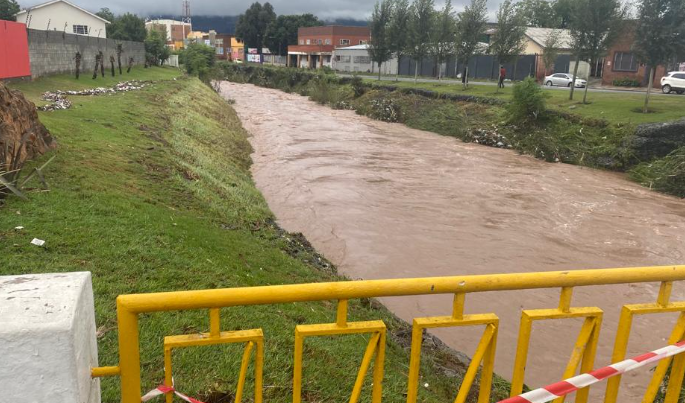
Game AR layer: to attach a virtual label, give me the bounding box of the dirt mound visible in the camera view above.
[0,82,55,168]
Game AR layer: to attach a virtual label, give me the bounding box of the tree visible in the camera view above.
[387,0,411,81]
[576,0,626,104]
[264,14,323,56]
[490,0,527,93]
[567,0,589,101]
[108,13,147,42]
[235,2,276,60]
[368,0,394,80]
[95,7,115,23]
[541,29,561,76]
[0,0,20,21]
[515,0,559,28]
[407,0,435,83]
[454,0,488,88]
[552,0,574,28]
[144,29,170,66]
[634,0,685,113]
[428,0,456,80]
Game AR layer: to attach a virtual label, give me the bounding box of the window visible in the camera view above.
[318,39,322,45]
[336,55,351,63]
[325,39,331,45]
[359,40,367,45]
[72,25,89,35]
[553,74,566,78]
[353,56,371,64]
[340,39,350,45]
[306,39,311,45]
[299,39,304,45]
[673,73,685,79]
[613,52,638,72]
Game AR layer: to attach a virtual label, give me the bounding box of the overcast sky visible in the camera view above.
[20,0,477,20]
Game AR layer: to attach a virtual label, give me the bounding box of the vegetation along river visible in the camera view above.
[220,81,685,402]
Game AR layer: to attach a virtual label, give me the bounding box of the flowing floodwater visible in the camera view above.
[220,82,685,401]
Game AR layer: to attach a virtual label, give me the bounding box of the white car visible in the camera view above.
[661,71,685,94]
[544,73,587,88]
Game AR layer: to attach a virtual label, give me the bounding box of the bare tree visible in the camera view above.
[490,0,527,93]
[454,0,488,88]
[368,0,394,80]
[428,0,456,80]
[634,0,685,112]
[116,43,123,74]
[387,0,411,81]
[407,0,435,83]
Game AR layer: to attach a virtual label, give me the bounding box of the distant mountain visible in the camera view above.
[150,15,367,34]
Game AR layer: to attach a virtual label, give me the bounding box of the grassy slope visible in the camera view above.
[364,78,685,125]
[2,68,505,402]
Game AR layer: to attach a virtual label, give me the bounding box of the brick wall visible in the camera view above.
[27,29,145,78]
[601,24,666,87]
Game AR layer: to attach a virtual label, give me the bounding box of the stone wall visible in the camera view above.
[27,29,145,78]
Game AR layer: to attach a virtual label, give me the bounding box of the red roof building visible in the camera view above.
[287,26,370,69]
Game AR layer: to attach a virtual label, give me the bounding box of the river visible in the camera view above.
[220,81,685,402]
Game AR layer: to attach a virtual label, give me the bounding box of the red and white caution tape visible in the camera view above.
[141,384,205,403]
[500,340,685,403]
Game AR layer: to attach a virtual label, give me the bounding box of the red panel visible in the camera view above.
[0,20,31,79]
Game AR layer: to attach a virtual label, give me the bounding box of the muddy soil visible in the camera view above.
[220,81,685,402]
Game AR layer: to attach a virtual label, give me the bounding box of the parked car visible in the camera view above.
[543,73,587,88]
[661,71,685,94]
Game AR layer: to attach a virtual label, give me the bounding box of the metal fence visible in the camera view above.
[92,266,685,403]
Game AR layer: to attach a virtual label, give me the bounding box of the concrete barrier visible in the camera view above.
[0,272,100,403]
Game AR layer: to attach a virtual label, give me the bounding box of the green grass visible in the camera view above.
[1,68,507,402]
[364,79,685,125]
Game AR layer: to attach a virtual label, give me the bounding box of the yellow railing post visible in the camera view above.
[116,302,141,403]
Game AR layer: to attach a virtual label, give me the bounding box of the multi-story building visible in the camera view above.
[145,19,192,50]
[287,26,370,69]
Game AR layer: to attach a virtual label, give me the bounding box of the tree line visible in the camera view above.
[367,0,685,110]
[235,2,324,58]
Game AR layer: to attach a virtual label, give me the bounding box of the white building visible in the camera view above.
[16,0,109,37]
[332,44,398,75]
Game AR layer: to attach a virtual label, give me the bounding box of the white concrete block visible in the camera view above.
[0,272,101,403]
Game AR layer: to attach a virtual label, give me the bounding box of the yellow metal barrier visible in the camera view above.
[91,265,685,403]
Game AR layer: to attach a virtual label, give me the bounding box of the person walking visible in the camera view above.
[498,65,506,88]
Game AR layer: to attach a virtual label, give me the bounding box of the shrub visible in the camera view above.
[181,43,217,77]
[506,77,547,125]
[629,147,685,197]
[612,77,641,87]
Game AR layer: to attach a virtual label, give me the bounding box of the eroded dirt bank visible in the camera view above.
[220,81,685,401]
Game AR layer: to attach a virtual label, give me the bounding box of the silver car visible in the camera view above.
[544,73,587,88]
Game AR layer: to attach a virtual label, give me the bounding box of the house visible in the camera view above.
[214,33,232,60]
[332,44,398,75]
[145,19,192,50]
[230,37,244,62]
[287,26,371,69]
[15,0,109,37]
[601,22,669,87]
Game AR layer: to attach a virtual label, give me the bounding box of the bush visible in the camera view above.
[629,147,685,197]
[181,43,216,77]
[506,77,547,125]
[144,30,170,66]
[612,77,641,87]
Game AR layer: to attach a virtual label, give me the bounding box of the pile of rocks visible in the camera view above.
[38,80,151,112]
[468,125,511,148]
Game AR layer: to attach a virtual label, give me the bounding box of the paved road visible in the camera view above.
[338,73,674,96]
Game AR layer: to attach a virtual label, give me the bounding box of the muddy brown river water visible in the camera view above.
[221,81,685,401]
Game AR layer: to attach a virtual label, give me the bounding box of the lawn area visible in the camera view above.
[1,68,505,402]
[362,78,685,125]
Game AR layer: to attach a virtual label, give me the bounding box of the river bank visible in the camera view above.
[219,63,685,199]
[1,70,497,402]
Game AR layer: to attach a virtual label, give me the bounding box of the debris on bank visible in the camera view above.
[38,80,151,111]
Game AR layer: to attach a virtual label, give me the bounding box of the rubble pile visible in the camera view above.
[38,80,151,112]
[468,125,511,148]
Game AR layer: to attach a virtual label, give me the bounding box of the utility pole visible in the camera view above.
[182,0,192,49]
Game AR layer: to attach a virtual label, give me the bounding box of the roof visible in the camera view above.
[16,0,110,24]
[525,27,572,49]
